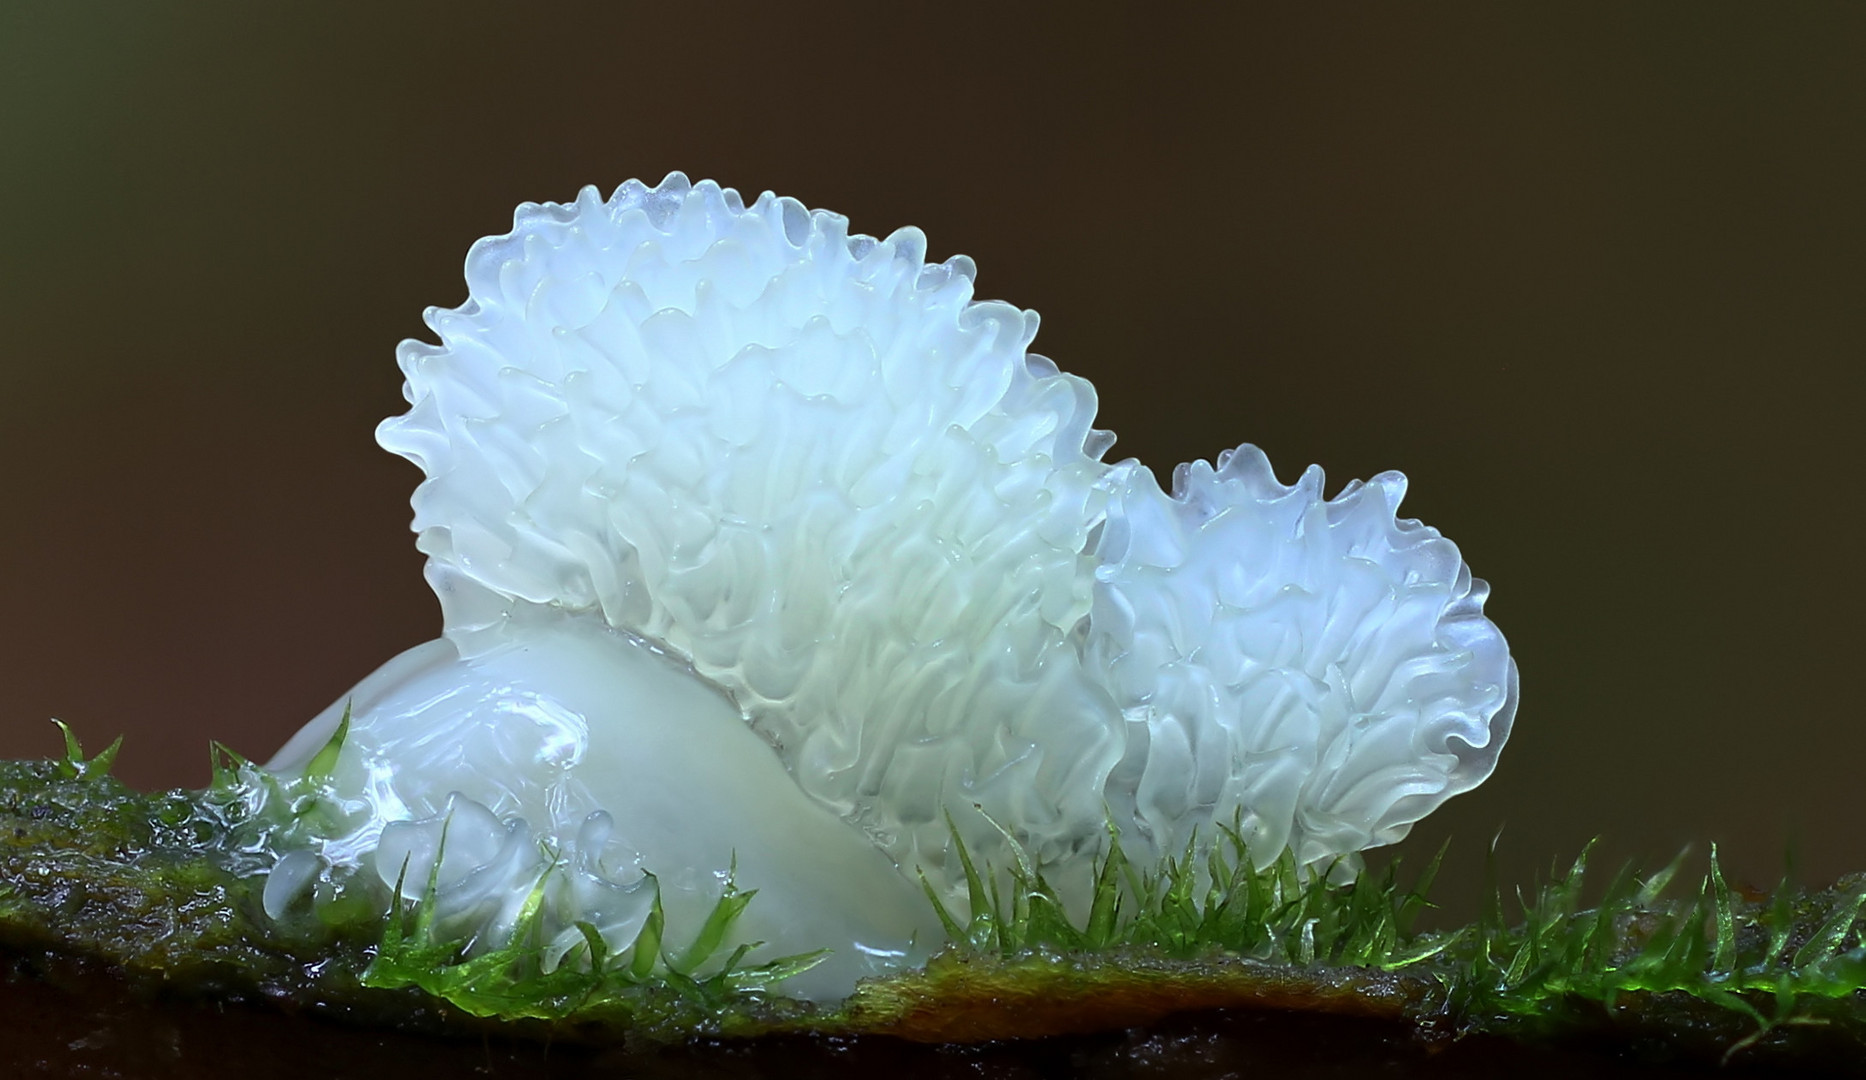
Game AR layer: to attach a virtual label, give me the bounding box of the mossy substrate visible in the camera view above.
[3,754,1864,1076]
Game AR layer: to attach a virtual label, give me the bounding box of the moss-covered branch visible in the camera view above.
[2,741,1863,1072]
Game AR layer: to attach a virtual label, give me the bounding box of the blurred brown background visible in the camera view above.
[1,2,1860,920]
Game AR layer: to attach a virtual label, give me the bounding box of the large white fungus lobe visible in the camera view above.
[266,173,1517,1001]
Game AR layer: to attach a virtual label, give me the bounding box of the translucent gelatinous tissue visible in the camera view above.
[265,173,1517,1001]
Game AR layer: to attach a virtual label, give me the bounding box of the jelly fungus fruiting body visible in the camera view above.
[264,174,1517,1001]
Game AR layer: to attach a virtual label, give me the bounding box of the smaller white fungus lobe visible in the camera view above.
[1090,448,1515,874]
[266,174,1516,1001]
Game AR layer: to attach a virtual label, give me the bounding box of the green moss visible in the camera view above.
[1,733,1863,1067]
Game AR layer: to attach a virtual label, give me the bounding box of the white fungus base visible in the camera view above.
[269,614,939,1000]
[265,174,1517,1001]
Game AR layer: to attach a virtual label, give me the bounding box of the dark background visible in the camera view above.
[1,2,1860,921]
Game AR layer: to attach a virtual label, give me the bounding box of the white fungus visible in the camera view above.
[264,173,1517,1001]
